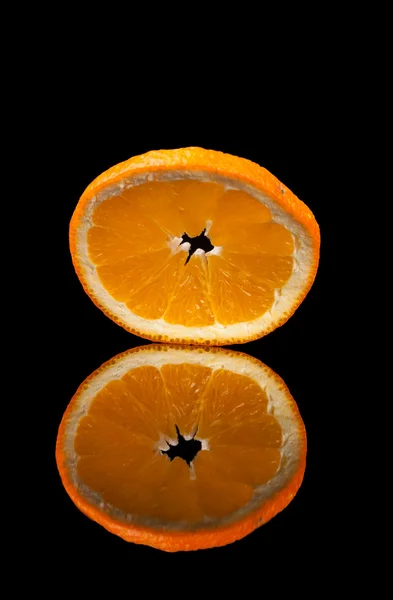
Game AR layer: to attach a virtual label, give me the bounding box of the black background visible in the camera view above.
[43,126,335,563]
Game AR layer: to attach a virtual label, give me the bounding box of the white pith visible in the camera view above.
[75,170,314,342]
[62,348,305,531]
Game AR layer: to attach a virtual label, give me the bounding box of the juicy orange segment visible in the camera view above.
[207,256,276,325]
[196,478,253,520]
[210,414,282,448]
[198,368,269,437]
[209,188,272,240]
[96,248,171,303]
[122,182,185,237]
[71,148,319,344]
[212,221,294,255]
[125,252,184,320]
[167,180,225,237]
[114,455,171,515]
[85,379,161,440]
[146,458,204,522]
[198,445,281,486]
[57,344,306,551]
[223,252,294,289]
[76,417,154,507]
[160,363,212,437]
[75,415,152,460]
[89,198,168,265]
[81,450,170,516]
[164,255,215,327]
[195,453,254,518]
[121,366,176,439]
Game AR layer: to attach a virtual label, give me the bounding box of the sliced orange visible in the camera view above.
[70,147,320,345]
[56,344,306,551]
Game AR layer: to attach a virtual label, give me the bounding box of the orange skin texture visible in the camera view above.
[56,344,307,552]
[70,148,320,346]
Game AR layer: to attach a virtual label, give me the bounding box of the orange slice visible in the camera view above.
[56,344,306,551]
[70,147,320,345]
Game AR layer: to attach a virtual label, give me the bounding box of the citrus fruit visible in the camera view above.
[56,344,306,551]
[70,147,320,345]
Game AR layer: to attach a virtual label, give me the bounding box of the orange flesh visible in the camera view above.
[87,181,294,326]
[75,363,282,522]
